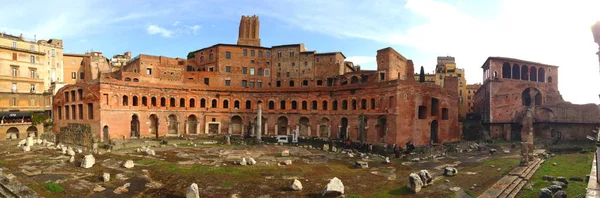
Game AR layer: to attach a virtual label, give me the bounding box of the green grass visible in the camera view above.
[43,182,64,193]
[347,195,362,198]
[368,186,412,197]
[518,153,592,198]
[223,181,234,187]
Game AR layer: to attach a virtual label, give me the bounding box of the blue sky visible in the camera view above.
[2,0,600,104]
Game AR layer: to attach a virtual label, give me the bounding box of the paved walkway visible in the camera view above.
[478,158,544,198]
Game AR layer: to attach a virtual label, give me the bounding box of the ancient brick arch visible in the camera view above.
[502,62,511,78]
[512,64,520,79]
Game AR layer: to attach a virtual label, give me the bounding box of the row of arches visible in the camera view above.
[501,62,551,83]
[124,77,139,82]
[107,114,401,143]
[5,126,38,139]
[116,95,394,112]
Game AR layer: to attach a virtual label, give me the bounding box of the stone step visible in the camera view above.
[499,178,522,198]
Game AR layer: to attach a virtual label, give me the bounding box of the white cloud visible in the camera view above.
[147,25,173,37]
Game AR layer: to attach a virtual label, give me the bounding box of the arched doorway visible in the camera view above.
[319,117,330,137]
[102,126,109,142]
[187,115,198,134]
[26,126,38,137]
[231,116,243,134]
[376,117,386,143]
[430,120,439,144]
[131,115,140,138]
[277,116,288,135]
[299,117,310,136]
[168,114,178,135]
[340,117,348,139]
[149,114,159,138]
[6,127,19,139]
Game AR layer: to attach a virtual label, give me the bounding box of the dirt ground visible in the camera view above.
[0,138,535,198]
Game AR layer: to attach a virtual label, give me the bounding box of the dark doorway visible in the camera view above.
[150,114,159,138]
[103,125,109,142]
[131,115,140,138]
[430,120,438,144]
[340,117,348,139]
[277,116,288,135]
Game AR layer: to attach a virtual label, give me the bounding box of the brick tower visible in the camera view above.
[237,15,261,46]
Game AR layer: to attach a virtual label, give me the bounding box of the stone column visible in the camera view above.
[275,124,278,135]
[257,102,262,143]
[184,121,189,135]
[264,120,268,135]
[308,126,312,137]
[287,126,291,135]
[228,122,232,135]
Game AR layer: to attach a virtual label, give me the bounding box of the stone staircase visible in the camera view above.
[478,158,544,198]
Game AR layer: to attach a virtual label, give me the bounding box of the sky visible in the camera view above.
[1,0,600,104]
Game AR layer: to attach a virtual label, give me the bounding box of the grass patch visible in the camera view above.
[464,189,475,197]
[368,186,413,197]
[43,182,64,193]
[518,153,592,198]
[347,195,362,198]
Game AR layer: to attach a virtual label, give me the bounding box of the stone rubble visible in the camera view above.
[418,170,433,186]
[408,173,423,193]
[290,179,303,191]
[81,154,96,168]
[321,177,344,196]
[123,160,135,169]
[186,183,200,198]
[103,173,110,182]
[444,166,458,176]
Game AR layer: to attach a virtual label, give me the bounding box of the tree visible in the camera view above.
[419,66,425,83]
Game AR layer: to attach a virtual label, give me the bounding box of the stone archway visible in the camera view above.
[102,125,109,142]
[319,117,330,137]
[376,117,386,143]
[26,126,38,137]
[168,114,178,135]
[340,117,348,139]
[131,115,140,138]
[299,117,310,136]
[7,127,19,139]
[187,115,198,134]
[431,120,439,144]
[231,116,243,134]
[149,114,159,138]
[277,116,288,135]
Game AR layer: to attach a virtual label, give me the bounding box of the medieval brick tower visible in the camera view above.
[237,15,261,46]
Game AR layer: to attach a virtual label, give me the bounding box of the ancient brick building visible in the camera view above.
[52,15,462,146]
[474,57,600,140]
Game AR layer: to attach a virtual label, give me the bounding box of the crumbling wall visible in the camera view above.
[58,123,94,148]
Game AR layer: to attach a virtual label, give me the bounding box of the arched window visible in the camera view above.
[280,101,286,109]
[160,97,166,107]
[502,62,511,79]
[312,100,317,110]
[317,80,323,86]
[352,99,357,110]
[370,98,376,109]
[246,100,251,109]
[124,77,131,81]
[289,81,295,87]
[521,65,528,80]
[179,98,185,107]
[151,97,157,106]
[292,101,298,110]
[189,98,195,107]
[538,68,545,82]
[170,98,176,107]
[200,98,206,108]
[333,100,338,110]
[211,99,217,108]
[350,76,359,84]
[268,101,275,109]
[132,96,138,106]
[223,100,229,108]
[322,101,328,110]
[133,78,139,82]
[122,95,128,106]
[361,99,367,110]
[342,100,348,110]
[512,64,520,80]
[302,101,308,110]
[142,96,147,106]
[234,100,240,109]
[302,80,308,86]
